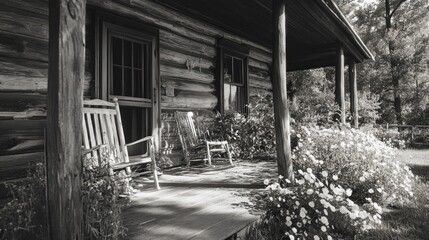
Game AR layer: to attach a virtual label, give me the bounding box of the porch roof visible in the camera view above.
[155,0,374,71]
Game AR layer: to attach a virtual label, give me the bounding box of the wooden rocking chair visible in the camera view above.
[175,111,233,167]
[82,98,160,189]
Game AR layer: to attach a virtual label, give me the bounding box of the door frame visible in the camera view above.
[93,11,161,153]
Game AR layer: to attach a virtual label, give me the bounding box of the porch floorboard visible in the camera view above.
[123,161,276,240]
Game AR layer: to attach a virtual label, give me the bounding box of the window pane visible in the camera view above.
[124,40,132,67]
[133,42,142,69]
[223,55,233,83]
[233,58,243,83]
[124,68,132,96]
[112,37,122,65]
[112,66,122,95]
[224,83,241,113]
[134,69,142,97]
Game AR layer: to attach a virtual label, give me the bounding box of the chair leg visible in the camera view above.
[226,143,233,165]
[206,142,212,166]
[150,145,160,190]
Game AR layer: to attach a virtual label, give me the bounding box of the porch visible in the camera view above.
[123,161,276,240]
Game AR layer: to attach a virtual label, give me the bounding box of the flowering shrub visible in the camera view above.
[214,93,276,159]
[0,163,46,240]
[0,155,129,240]
[371,127,408,149]
[252,171,383,239]
[293,125,416,206]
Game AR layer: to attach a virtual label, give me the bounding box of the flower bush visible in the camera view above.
[213,93,276,160]
[293,125,416,206]
[0,155,129,240]
[252,171,383,239]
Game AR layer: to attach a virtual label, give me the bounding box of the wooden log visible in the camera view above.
[0,32,48,62]
[0,75,47,92]
[0,7,48,40]
[0,109,46,120]
[162,77,215,93]
[349,60,358,128]
[0,0,49,16]
[160,48,214,70]
[0,57,48,77]
[0,75,91,93]
[160,30,216,59]
[335,45,345,124]
[88,0,215,45]
[272,0,293,181]
[0,139,44,155]
[161,92,217,110]
[249,57,270,72]
[160,65,214,84]
[0,93,46,112]
[249,74,272,90]
[46,0,85,239]
[249,48,272,64]
[0,152,44,179]
[109,0,271,53]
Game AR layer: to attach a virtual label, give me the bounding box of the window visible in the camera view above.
[218,40,249,114]
[98,19,158,156]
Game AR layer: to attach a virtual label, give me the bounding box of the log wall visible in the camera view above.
[0,0,273,179]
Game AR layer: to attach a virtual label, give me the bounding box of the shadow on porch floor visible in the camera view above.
[123,160,276,240]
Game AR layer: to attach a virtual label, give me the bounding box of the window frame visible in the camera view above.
[217,39,249,115]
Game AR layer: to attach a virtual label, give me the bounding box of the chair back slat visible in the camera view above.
[93,114,103,146]
[82,99,128,165]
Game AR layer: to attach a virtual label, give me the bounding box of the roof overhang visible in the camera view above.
[154,0,374,71]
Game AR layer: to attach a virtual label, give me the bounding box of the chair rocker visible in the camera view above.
[175,111,233,167]
[82,98,160,189]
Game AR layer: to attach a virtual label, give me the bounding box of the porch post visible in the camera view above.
[335,44,346,124]
[46,0,86,239]
[349,60,359,128]
[272,0,293,181]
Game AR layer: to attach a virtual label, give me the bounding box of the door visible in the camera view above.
[99,20,159,156]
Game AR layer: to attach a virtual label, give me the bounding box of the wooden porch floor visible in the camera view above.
[123,161,276,240]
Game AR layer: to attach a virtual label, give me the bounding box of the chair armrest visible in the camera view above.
[125,136,154,147]
[82,144,106,156]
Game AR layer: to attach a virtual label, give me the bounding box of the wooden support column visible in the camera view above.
[349,60,359,128]
[335,45,346,124]
[272,0,293,181]
[47,0,86,239]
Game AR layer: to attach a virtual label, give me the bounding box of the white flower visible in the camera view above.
[306,189,314,195]
[320,216,329,225]
[314,235,320,240]
[264,179,270,185]
[296,179,305,185]
[339,206,348,214]
[286,216,291,221]
[292,227,297,233]
[308,201,315,208]
[321,226,327,232]
[346,189,353,197]
[307,168,313,174]
[321,171,328,178]
[289,235,295,240]
[368,188,374,194]
[286,220,293,227]
[333,175,338,180]
[327,236,333,240]
[349,212,358,219]
[278,175,284,179]
[359,176,366,182]
[269,197,273,201]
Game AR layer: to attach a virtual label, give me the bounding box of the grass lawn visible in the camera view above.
[396,149,429,181]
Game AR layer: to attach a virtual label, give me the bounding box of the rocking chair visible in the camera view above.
[82,98,160,189]
[175,111,233,167]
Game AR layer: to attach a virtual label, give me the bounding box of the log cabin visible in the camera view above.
[0,0,373,238]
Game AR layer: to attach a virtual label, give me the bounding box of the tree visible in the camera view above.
[336,0,429,124]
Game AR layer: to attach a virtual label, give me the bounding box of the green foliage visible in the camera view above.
[371,127,409,149]
[0,156,129,240]
[293,125,416,206]
[0,163,47,240]
[214,93,276,160]
[82,160,129,240]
